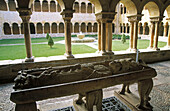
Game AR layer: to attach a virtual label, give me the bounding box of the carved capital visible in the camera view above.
[95,12,117,22]
[127,14,143,22]
[61,9,74,20]
[150,16,164,23]
[17,8,32,23]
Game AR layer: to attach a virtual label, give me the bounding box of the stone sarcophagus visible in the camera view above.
[10,58,157,111]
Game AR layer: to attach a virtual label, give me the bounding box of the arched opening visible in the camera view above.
[124,7,126,14]
[92,6,95,13]
[3,23,11,35]
[120,24,122,33]
[74,22,79,33]
[50,1,56,12]
[81,2,86,13]
[8,0,16,11]
[143,2,160,17]
[87,3,92,13]
[30,23,35,34]
[159,22,164,36]
[0,0,7,11]
[37,23,43,34]
[59,22,64,33]
[126,24,130,33]
[21,23,24,34]
[57,3,61,12]
[87,23,92,32]
[165,22,169,37]
[12,23,19,35]
[74,2,79,13]
[81,22,86,33]
[34,0,41,12]
[144,23,149,35]
[44,23,50,33]
[42,0,49,12]
[120,5,123,14]
[93,22,97,32]
[123,24,126,33]
[52,23,57,33]
[139,23,143,34]
[112,23,115,33]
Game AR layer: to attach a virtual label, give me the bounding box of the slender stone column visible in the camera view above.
[167,26,170,47]
[97,21,101,52]
[133,21,139,51]
[153,21,160,50]
[164,24,168,37]
[106,20,114,54]
[61,10,74,58]
[148,22,155,49]
[10,24,13,35]
[100,19,107,55]
[129,22,134,50]
[19,24,22,35]
[17,8,34,62]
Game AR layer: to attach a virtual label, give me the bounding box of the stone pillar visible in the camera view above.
[153,21,160,50]
[133,21,139,51]
[100,19,107,55]
[17,8,34,62]
[61,10,74,58]
[148,22,155,49]
[10,24,13,35]
[42,24,44,34]
[164,24,168,37]
[106,20,114,54]
[19,24,22,35]
[97,21,101,52]
[167,26,170,47]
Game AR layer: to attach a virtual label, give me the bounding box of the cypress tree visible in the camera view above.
[48,36,54,48]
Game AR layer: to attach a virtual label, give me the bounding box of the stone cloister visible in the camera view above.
[1,0,169,62]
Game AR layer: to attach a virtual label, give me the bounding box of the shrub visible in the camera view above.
[121,34,126,44]
[46,33,50,39]
[48,36,54,48]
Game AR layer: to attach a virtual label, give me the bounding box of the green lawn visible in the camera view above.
[0,37,64,44]
[112,40,167,51]
[0,44,97,60]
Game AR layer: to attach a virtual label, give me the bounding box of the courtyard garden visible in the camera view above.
[0,34,167,60]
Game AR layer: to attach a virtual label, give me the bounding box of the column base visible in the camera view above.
[127,48,137,53]
[147,46,153,50]
[152,47,160,51]
[64,53,74,59]
[25,56,34,62]
[106,51,114,55]
[96,50,101,54]
[100,51,108,55]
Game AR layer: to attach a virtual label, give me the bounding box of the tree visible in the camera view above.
[46,33,50,39]
[48,36,54,48]
[121,34,126,44]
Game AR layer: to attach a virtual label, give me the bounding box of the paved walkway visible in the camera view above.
[0,61,169,111]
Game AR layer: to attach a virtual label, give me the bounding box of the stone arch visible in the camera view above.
[30,23,35,34]
[44,22,50,33]
[0,0,7,11]
[34,0,41,12]
[50,1,56,12]
[87,23,92,32]
[51,23,57,33]
[81,2,86,13]
[112,23,115,33]
[12,23,19,35]
[59,22,64,33]
[81,22,86,33]
[74,22,79,33]
[142,1,160,17]
[8,0,16,11]
[159,22,164,36]
[120,0,137,15]
[57,3,61,12]
[42,0,49,12]
[37,23,43,34]
[93,22,97,32]
[74,2,79,13]
[3,23,11,35]
[87,3,92,13]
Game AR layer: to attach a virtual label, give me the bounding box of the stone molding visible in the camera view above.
[127,14,143,22]
[95,12,117,22]
[150,16,164,23]
[61,9,75,20]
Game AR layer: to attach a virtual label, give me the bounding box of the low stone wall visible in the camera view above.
[0,49,170,84]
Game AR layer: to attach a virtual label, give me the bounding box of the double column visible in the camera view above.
[127,15,142,52]
[17,8,34,62]
[148,16,164,50]
[61,10,74,58]
[96,12,116,55]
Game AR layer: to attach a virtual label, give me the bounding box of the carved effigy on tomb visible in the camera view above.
[13,58,148,90]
